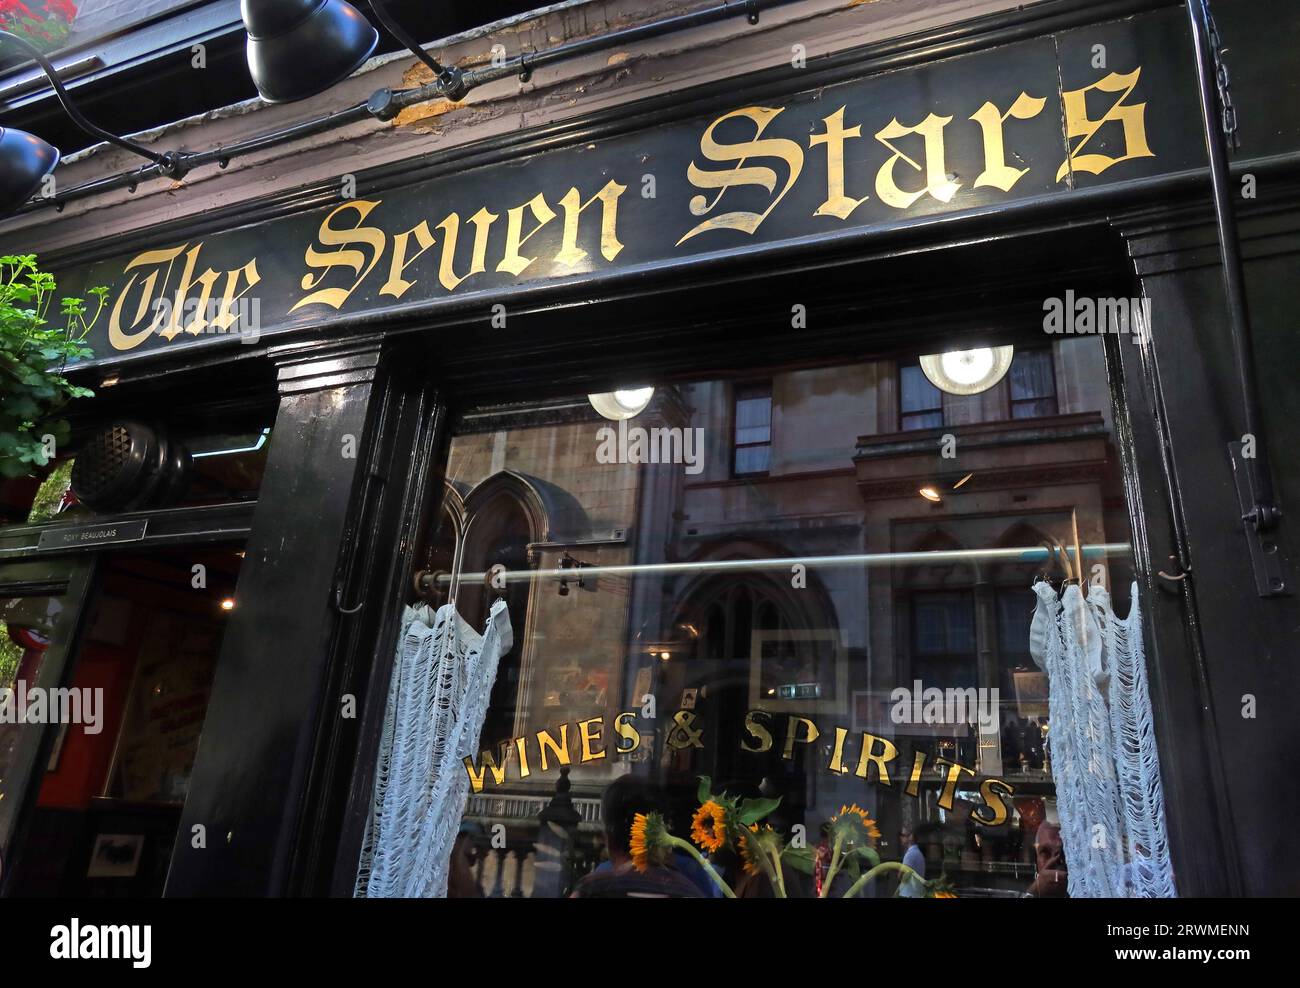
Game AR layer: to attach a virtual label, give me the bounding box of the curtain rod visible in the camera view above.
[432,542,1134,587]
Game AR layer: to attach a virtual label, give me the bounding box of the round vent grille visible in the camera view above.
[71,421,157,509]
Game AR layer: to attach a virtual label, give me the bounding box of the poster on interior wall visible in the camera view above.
[109,613,218,803]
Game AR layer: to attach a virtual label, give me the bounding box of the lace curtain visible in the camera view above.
[1029,581,1176,898]
[355,599,512,898]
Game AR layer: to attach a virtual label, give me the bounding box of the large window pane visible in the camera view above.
[366,335,1139,899]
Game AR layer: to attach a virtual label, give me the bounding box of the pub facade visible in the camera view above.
[0,0,1297,898]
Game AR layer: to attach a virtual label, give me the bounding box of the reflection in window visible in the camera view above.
[733,383,773,475]
[900,363,944,430]
[1009,349,1059,419]
[370,337,1138,898]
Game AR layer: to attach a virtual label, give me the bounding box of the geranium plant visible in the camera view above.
[0,1,78,55]
[0,254,104,478]
[630,776,949,898]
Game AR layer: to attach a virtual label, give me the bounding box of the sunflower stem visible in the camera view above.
[841,861,925,898]
[820,834,845,898]
[668,837,736,898]
[766,845,788,898]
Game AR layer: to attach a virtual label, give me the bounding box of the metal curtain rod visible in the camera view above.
[434,542,1135,586]
[15,0,790,215]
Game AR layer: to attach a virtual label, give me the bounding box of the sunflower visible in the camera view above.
[932,890,958,898]
[828,803,882,845]
[629,812,672,872]
[736,823,764,875]
[690,800,728,853]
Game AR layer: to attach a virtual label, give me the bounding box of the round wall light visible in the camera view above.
[919,345,1014,396]
[589,387,654,421]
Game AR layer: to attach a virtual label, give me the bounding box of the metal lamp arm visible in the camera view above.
[367,0,466,100]
[0,29,172,170]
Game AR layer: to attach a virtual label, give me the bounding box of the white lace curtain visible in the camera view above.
[355,599,512,898]
[1030,581,1176,898]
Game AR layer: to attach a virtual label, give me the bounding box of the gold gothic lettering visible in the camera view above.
[874,113,961,209]
[1056,69,1154,183]
[809,106,868,220]
[970,92,1048,191]
[291,200,387,312]
[554,181,627,268]
[677,106,804,245]
[107,244,260,352]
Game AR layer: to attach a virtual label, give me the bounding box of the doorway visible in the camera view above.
[0,546,243,896]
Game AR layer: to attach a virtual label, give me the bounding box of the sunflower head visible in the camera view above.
[690,800,729,853]
[827,803,882,846]
[629,812,673,872]
[736,823,764,875]
[927,874,958,898]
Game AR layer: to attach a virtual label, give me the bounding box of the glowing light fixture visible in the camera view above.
[919,486,942,503]
[589,387,655,421]
[220,598,236,611]
[919,345,1014,395]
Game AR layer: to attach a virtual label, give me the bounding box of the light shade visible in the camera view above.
[243,0,379,104]
[589,387,655,421]
[919,345,1015,396]
[0,127,59,215]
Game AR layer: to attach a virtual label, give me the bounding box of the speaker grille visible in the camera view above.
[71,421,154,509]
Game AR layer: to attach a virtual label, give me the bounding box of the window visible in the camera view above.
[899,348,1058,430]
[732,382,772,476]
[899,363,944,430]
[359,335,1145,900]
[1009,349,1058,419]
[0,1,203,69]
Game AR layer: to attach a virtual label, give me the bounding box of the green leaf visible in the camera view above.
[852,846,881,870]
[781,846,815,875]
[696,776,713,804]
[737,796,782,825]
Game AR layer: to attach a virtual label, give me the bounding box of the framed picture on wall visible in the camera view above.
[1013,671,1050,718]
[86,834,144,879]
[748,629,846,715]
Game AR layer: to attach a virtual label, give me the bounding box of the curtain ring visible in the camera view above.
[1156,555,1191,583]
[335,586,365,615]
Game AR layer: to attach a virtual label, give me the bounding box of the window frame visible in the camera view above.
[731,380,773,478]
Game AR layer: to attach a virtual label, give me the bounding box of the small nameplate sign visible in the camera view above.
[37,519,148,551]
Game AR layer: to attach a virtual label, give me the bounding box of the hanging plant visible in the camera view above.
[0,253,106,479]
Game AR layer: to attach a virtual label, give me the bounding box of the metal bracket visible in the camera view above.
[1228,441,1290,596]
[557,552,596,596]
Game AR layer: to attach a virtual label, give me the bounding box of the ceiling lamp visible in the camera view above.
[242,0,379,104]
[919,345,1015,396]
[589,387,655,421]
